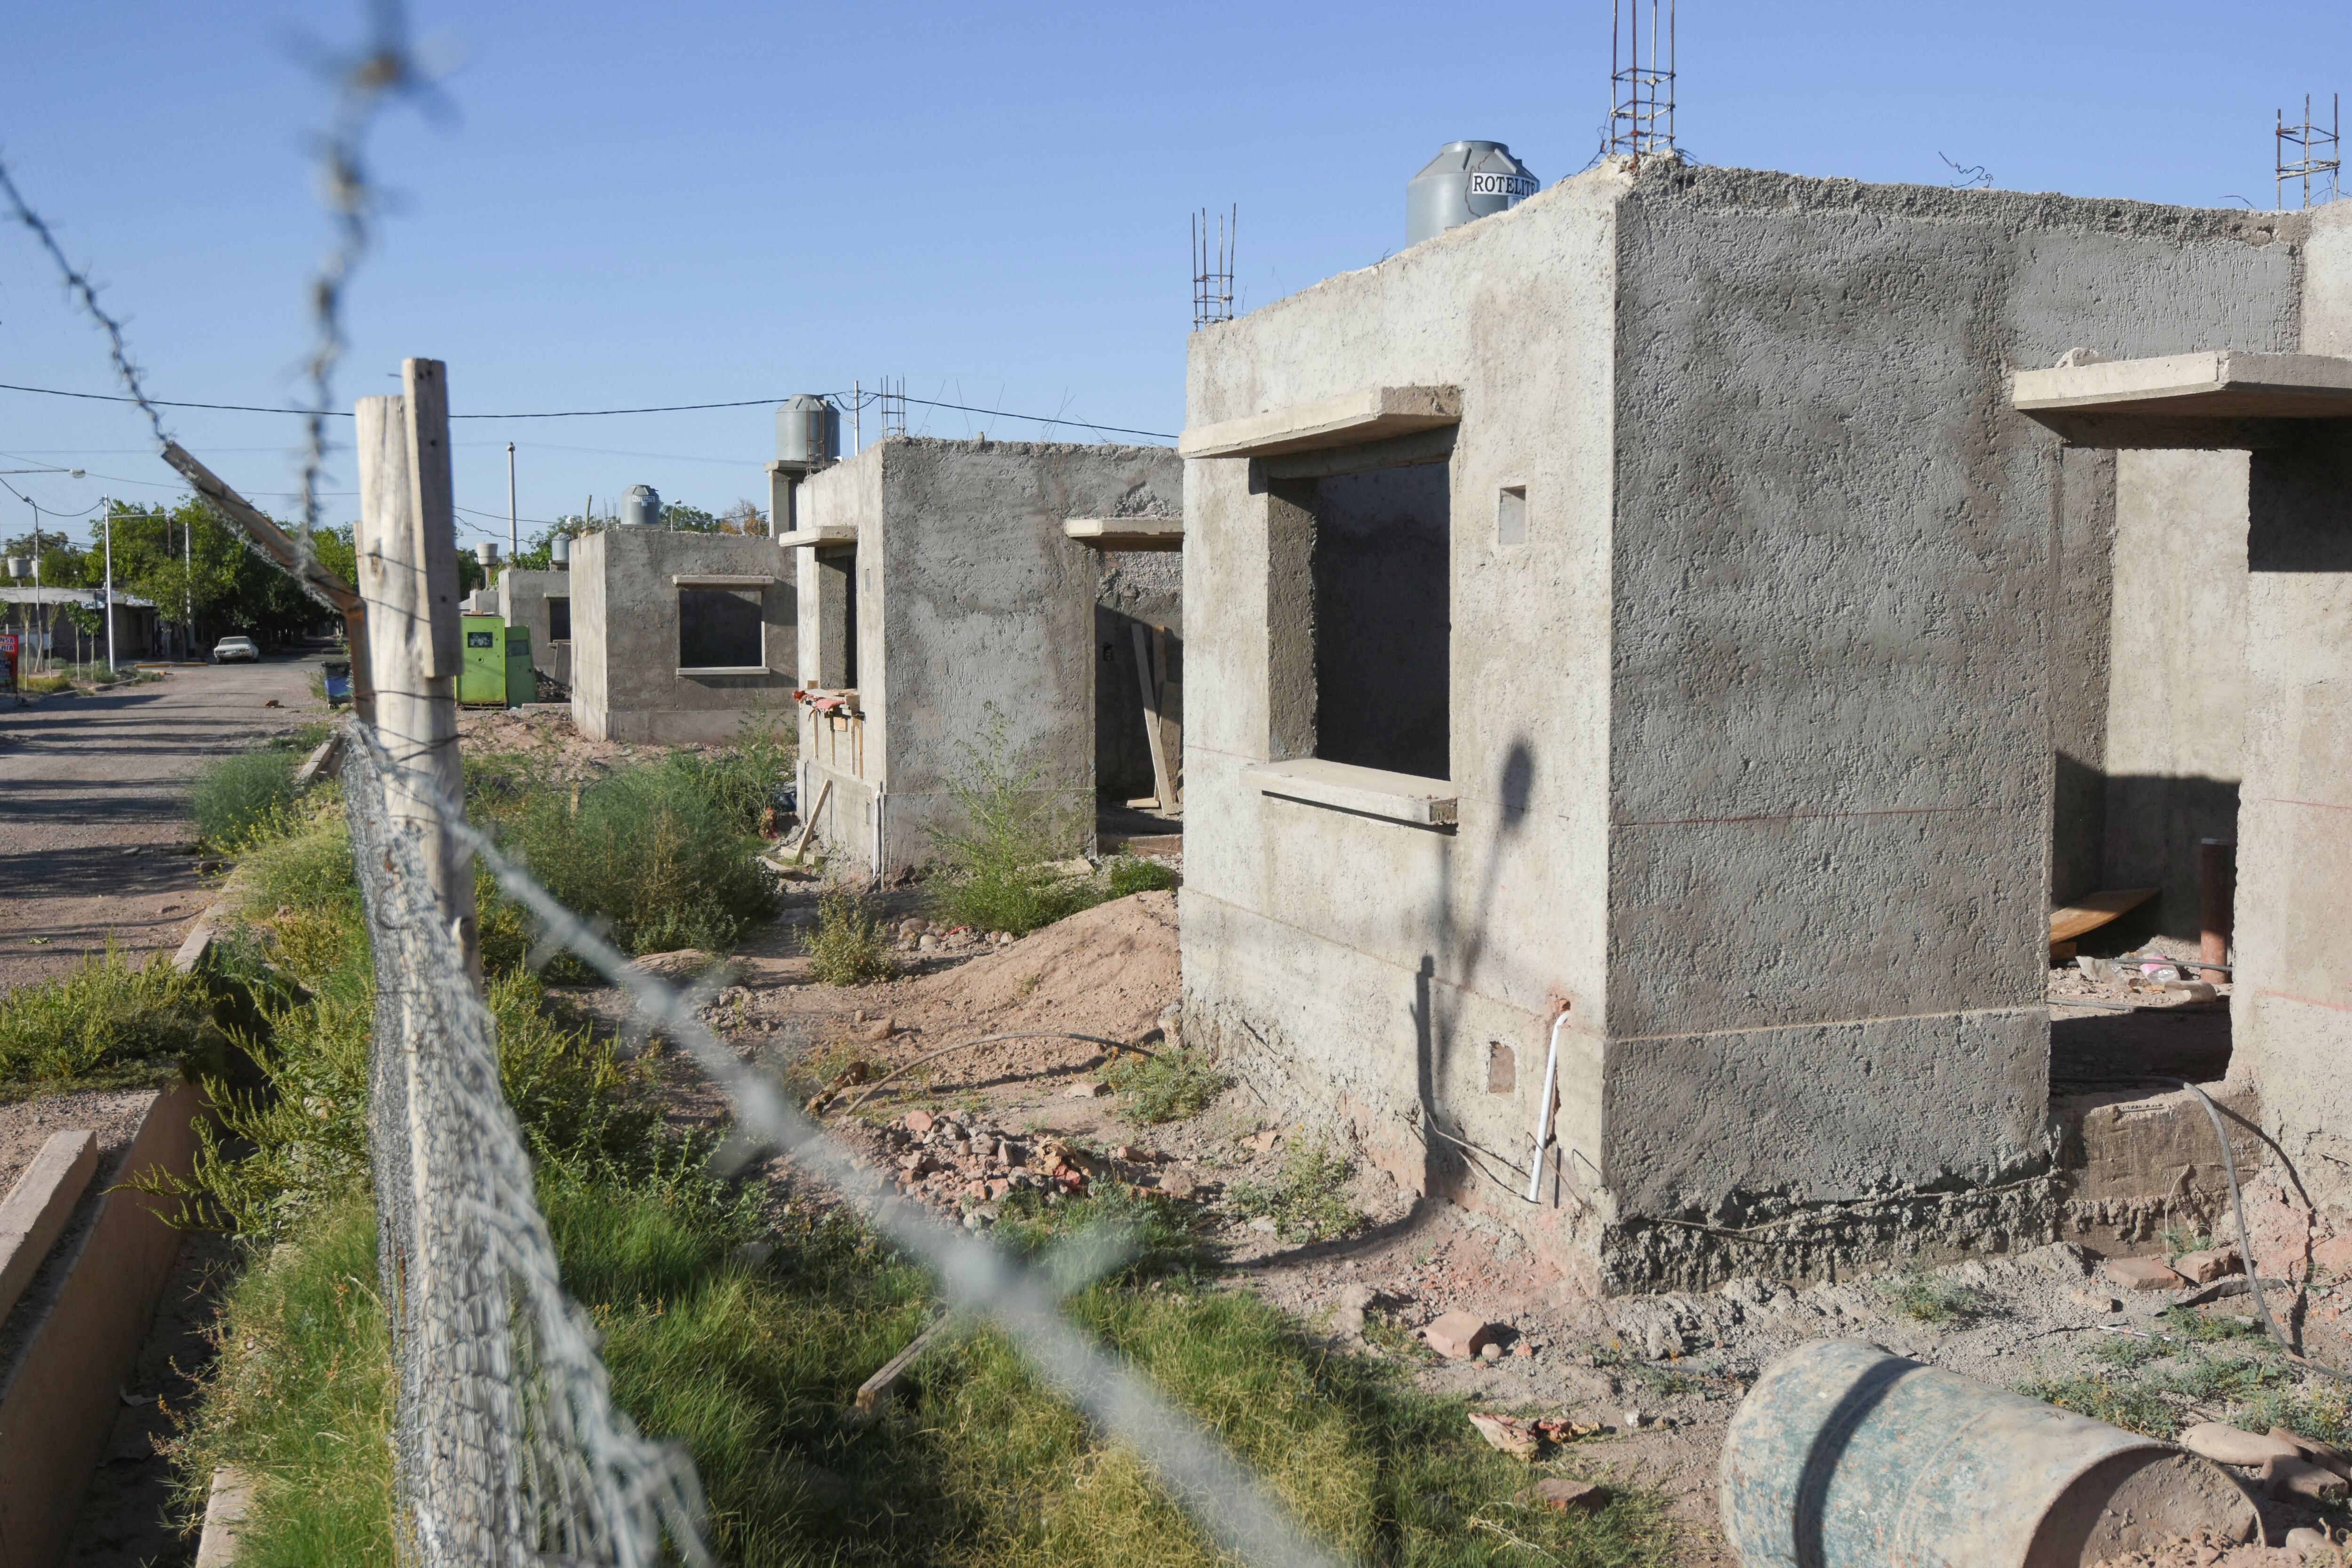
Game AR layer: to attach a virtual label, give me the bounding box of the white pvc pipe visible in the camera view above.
[1526,1011,1570,1202]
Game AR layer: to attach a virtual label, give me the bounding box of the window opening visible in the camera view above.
[1310,461,1450,779]
[548,596,571,643]
[679,586,763,670]
[1497,485,1527,545]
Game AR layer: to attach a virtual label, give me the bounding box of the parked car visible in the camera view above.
[212,637,260,663]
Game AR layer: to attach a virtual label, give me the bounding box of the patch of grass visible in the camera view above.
[166,1196,394,1568]
[1879,1269,1997,1327]
[1103,855,1175,897]
[504,752,776,957]
[190,750,300,849]
[20,671,72,695]
[1231,1137,1365,1244]
[0,942,227,1100]
[803,889,900,986]
[692,707,797,835]
[236,799,358,917]
[1103,1049,1227,1124]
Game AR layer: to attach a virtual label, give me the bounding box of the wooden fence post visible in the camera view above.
[355,359,480,983]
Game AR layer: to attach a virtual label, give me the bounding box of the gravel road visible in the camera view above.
[0,657,326,993]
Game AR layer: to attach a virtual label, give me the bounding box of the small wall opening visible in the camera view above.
[548,595,571,643]
[1310,462,1450,779]
[679,586,764,670]
[1486,1042,1515,1094]
[812,550,858,688]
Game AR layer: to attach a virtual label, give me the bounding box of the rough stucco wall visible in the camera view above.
[803,438,1178,876]
[569,533,611,736]
[567,528,795,745]
[2051,447,2116,906]
[1600,167,2296,1229]
[796,449,885,868]
[2100,450,2249,936]
[2235,199,2352,1216]
[1182,171,1623,1264]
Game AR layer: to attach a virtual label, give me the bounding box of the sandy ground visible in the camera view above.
[0,656,326,993]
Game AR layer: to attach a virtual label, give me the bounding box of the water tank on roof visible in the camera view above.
[549,532,572,568]
[620,485,662,527]
[776,394,840,469]
[1406,140,1538,247]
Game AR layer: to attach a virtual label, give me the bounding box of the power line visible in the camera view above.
[0,379,1176,441]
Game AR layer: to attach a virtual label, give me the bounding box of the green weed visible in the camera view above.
[1879,1270,1997,1327]
[2018,1372,2184,1438]
[0,942,226,1099]
[1103,855,1175,897]
[1103,1049,1227,1124]
[924,709,1099,937]
[190,750,300,849]
[803,890,900,986]
[1231,1137,1365,1244]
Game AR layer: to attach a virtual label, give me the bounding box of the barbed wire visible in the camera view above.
[0,158,173,449]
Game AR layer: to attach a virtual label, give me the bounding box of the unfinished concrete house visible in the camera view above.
[498,566,572,693]
[568,525,797,744]
[1179,159,2351,1292]
[788,436,1183,876]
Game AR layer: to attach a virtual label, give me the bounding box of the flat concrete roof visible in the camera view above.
[1179,385,1460,460]
[1062,517,1182,549]
[2013,351,2352,419]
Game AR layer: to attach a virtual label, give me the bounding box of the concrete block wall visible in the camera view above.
[1184,160,2302,1289]
[797,438,1182,876]
[569,528,795,745]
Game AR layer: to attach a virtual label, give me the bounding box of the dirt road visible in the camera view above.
[0,657,326,993]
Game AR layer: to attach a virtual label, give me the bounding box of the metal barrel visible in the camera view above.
[1720,1340,2257,1568]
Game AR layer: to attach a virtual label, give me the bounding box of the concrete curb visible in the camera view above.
[0,1082,207,1568]
[0,1133,98,1326]
[192,1466,254,1567]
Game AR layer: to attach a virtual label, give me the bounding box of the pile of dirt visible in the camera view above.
[872,890,1179,1090]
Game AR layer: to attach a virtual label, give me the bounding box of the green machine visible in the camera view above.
[459,616,533,708]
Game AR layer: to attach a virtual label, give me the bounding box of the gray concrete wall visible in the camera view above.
[497,567,573,692]
[1183,171,1625,1274]
[2052,447,2117,906]
[569,528,795,745]
[2098,451,2249,936]
[796,438,1181,876]
[1184,161,2301,1288]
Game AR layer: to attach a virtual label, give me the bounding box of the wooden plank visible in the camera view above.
[852,1314,951,1419]
[2050,888,2161,945]
[1143,621,1171,808]
[401,359,463,679]
[791,776,834,858]
[1132,622,1174,813]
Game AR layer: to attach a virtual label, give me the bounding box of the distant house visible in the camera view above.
[0,587,161,664]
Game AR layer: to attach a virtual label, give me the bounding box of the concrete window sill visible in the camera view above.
[676,666,775,677]
[1244,758,1459,828]
[670,573,778,586]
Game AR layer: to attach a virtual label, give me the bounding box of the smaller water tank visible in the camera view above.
[3,557,26,581]
[476,541,501,569]
[1406,140,1538,247]
[620,485,662,527]
[549,532,572,569]
[777,394,840,468]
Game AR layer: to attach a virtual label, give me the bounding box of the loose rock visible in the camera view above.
[1526,1478,1607,1512]
[2265,1455,2351,1504]
[1465,1411,1536,1460]
[2173,1246,2241,1284]
[1422,1310,1496,1361]
[2284,1526,2333,1560]
[2106,1256,2188,1291]
[2179,1423,2303,1468]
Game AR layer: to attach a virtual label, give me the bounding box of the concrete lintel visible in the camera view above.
[675,665,774,677]
[670,573,778,586]
[776,523,858,548]
[1244,757,1460,827]
[1062,517,1183,549]
[2013,351,2352,420]
[1179,385,1462,460]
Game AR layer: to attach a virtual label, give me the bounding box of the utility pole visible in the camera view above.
[101,496,115,672]
[183,510,193,659]
[506,441,517,561]
[356,358,479,983]
[26,502,40,675]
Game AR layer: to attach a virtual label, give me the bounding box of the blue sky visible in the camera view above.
[2,1,2346,546]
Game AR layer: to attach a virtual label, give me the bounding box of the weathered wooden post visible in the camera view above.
[354,358,479,981]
